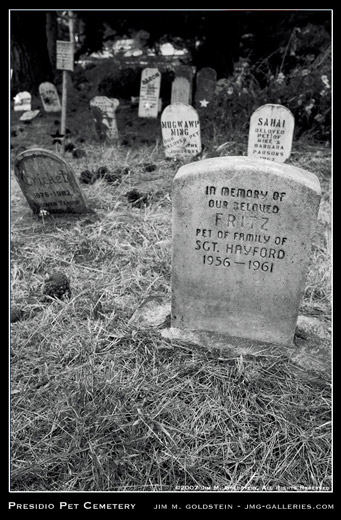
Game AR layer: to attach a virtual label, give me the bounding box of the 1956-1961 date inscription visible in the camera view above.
[192,184,290,274]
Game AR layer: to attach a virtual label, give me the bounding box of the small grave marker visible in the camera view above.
[14,148,91,215]
[138,68,161,118]
[13,91,31,112]
[248,104,295,163]
[171,65,193,104]
[194,67,217,111]
[39,82,61,112]
[171,156,321,346]
[161,102,201,159]
[90,96,120,140]
[19,109,40,122]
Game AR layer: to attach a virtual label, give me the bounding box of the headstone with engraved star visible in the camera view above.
[39,82,62,112]
[138,68,161,118]
[13,92,31,112]
[194,67,217,112]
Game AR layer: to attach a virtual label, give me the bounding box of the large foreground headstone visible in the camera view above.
[14,148,91,214]
[171,156,321,346]
[161,103,201,159]
[90,96,120,140]
[13,91,31,112]
[39,82,61,112]
[248,104,295,163]
[171,65,193,104]
[138,68,161,118]
[194,67,217,111]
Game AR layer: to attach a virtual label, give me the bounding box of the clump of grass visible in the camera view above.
[11,326,331,491]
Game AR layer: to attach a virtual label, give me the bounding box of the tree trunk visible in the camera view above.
[10,11,53,95]
[45,11,58,70]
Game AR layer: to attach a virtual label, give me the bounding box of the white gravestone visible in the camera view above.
[39,82,61,112]
[171,65,193,105]
[14,148,91,215]
[248,104,295,163]
[13,92,31,112]
[194,67,217,110]
[90,96,120,140]
[171,156,321,347]
[138,68,161,118]
[161,103,201,159]
[20,109,40,122]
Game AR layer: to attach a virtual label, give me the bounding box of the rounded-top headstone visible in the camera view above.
[171,156,321,346]
[247,103,295,163]
[39,82,61,112]
[138,68,161,118]
[14,148,91,215]
[90,96,120,140]
[194,67,217,110]
[13,91,31,112]
[161,102,201,159]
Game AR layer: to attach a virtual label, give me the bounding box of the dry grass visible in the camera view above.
[10,94,332,492]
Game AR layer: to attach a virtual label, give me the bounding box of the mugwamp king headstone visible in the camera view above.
[248,104,295,163]
[161,102,201,159]
[171,156,321,346]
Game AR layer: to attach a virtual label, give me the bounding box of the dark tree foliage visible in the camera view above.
[11,11,53,94]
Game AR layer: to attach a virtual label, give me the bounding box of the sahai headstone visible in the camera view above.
[13,92,31,112]
[171,156,321,347]
[161,102,201,159]
[14,148,91,215]
[90,96,120,140]
[138,68,161,118]
[194,67,217,111]
[39,82,62,112]
[171,65,193,105]
[248,104,295,163]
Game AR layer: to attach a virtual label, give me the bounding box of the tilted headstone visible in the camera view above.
[171,156,321,346]
[39,82,61,112]
[19,109,40,122]
[90,96,120,140]
[194,67,217,111]
[161,102,201,159]
[248,104,295,163]
[171,65,193,104]
[13,91,31,112]
[138,68,161,118]
[14,148,91,215]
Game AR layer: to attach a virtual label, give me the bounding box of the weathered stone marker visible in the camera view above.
[138,67,161,118]
[14,148,91,215]
[19,109,40,122]
[39,82,61,112]
[13,91,31,112]
[194,67,217,111]
[248,104,295,163]
[171,65,193,104]
[90,96,120,140]
[171,156,321,346]
[161,102,201,159]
